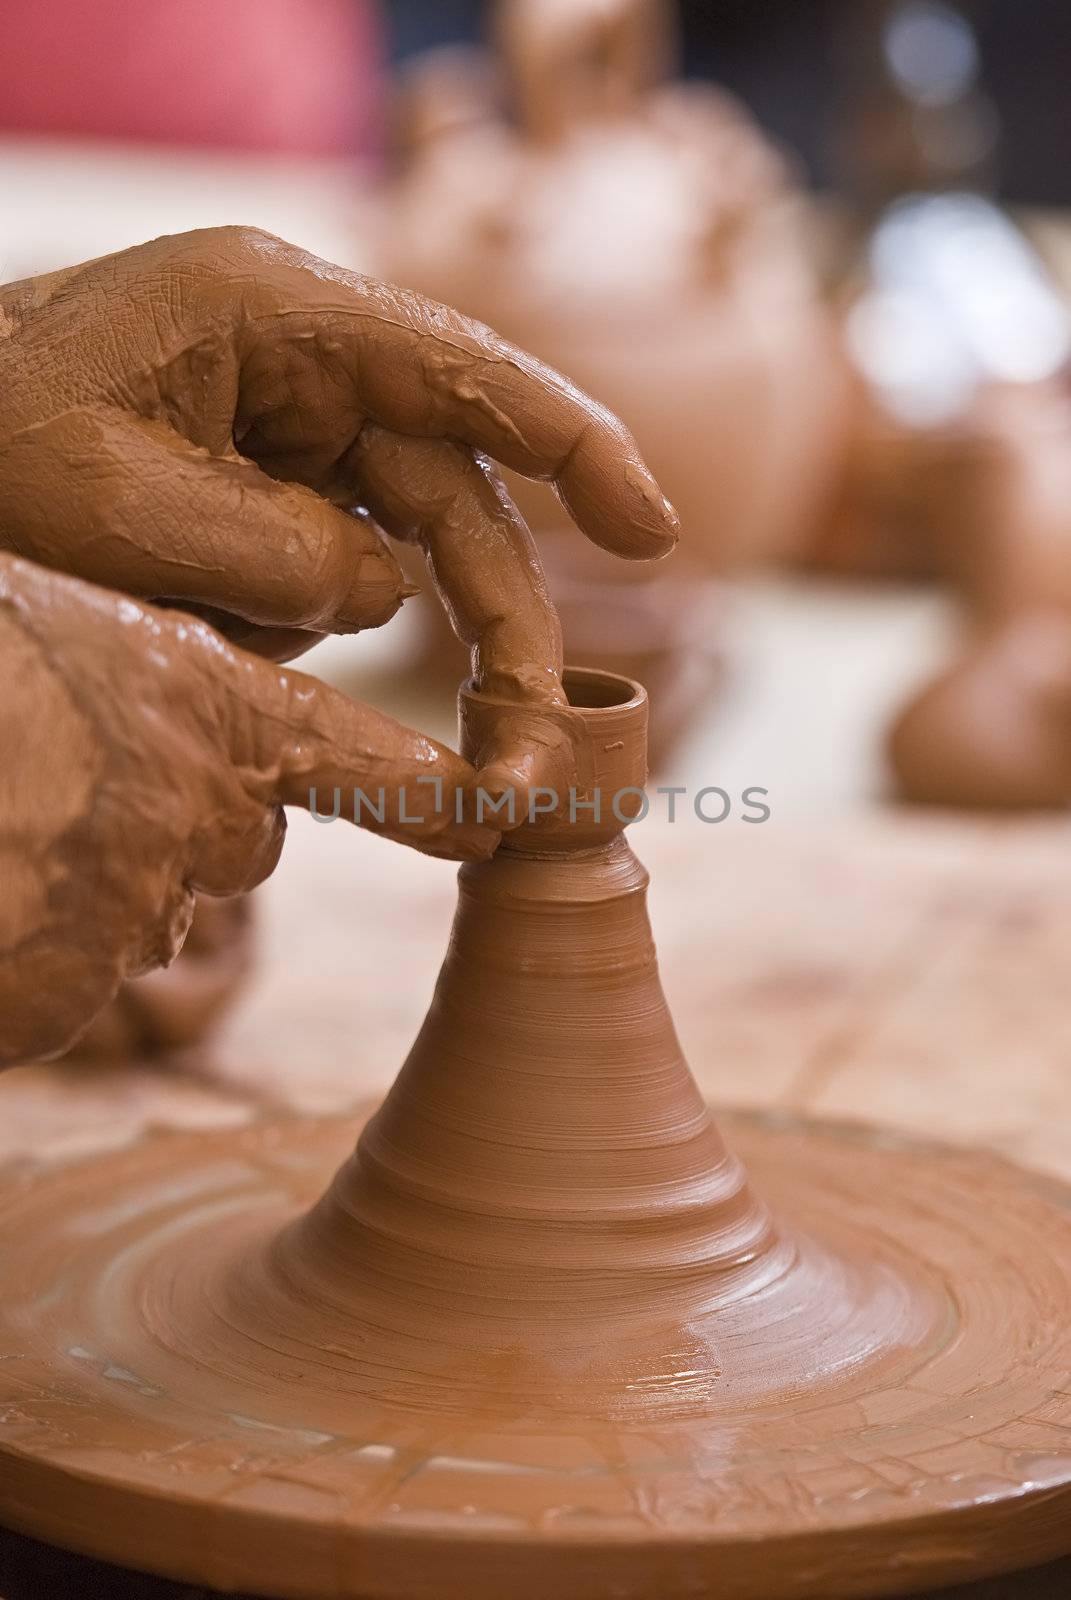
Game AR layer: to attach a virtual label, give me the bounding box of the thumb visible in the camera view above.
[197,628,500,862]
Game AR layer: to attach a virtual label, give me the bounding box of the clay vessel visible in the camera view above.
[888,609,1071,810]
[804,380,1071,592]
[263,667,779,1407]
[4,667,1071,1600]
[882,387,1071,811]
[913,384,1071,622]
[380,0,849,573]
[402,532,726,772]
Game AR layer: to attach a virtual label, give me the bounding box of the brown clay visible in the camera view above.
[2,669,1070,1599]
[382,0,849,572]
[0,230,680,1063]
[0,227,676,647]
[526,532,725,771]
[879,387,1071,811]
[66,895,255,1061]
[817,379,1071,594]
[912,385,1071,624]
[0,551,499,1066]
[809,383,1071,589]
[888,609,1071,810]
[405,527,726,771]
[880,382,1071,809]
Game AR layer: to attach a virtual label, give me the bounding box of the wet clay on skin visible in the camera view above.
[2,669,1071,1600]
[0,227,681,1063]
[66,895,256,1061]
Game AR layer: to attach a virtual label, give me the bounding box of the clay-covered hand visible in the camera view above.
[0,553,496,1067]
[66,894,256,1061]
[0,227,676,676]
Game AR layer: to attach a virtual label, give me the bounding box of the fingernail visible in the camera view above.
[476,764,519,801]
[342,551,406,629]
[477,754,528,795]
[473,759,535,832]
[643,488,680,552]
[625,465,680,555]
[658,493,681,545]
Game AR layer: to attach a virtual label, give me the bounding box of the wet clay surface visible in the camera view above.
[0,1112,1069,1599]
[0,226,678,1066]
[3,809,1071,1595]
[0,227,676,644]
[2,682,1070,1596]
[0,550,495,1067]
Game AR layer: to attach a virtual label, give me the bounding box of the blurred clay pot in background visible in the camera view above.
[67,894,255,1062]
[807,378,1071,600]
[533,532,725,771]
[888,610,1071,810]
[380,0,850,575]
[874,383,1071,814]
[804,364,957,581]
[909,383,1071,623]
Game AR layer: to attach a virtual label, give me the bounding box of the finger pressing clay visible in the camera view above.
[0,228,675,663]
[4,669,1071,1599]
[351,426,563,704]
[0,553,497,1066]
[349,424,585,800]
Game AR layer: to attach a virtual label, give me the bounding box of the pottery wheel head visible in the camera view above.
[1,1109,1070,1600]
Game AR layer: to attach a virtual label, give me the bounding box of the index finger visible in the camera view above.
[237,242,680,560]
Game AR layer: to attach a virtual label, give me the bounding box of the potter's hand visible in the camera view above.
[0,554,495,1067]
[0,227,676,672]
[67,894,255,1061]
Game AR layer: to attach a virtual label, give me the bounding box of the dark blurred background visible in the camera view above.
[385,0,1071,202]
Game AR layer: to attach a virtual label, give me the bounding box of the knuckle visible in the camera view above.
[242,807,287,889]
[197,224,281,264]
[127,882,196,977]
[291,511,352,626]
[203,225,293,290]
